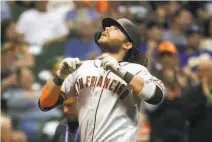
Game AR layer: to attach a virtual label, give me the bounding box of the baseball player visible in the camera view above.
[38,17,164,142]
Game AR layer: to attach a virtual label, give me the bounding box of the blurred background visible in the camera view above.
[1,1,212,142]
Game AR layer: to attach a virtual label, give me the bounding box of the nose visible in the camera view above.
[105,27,109,31]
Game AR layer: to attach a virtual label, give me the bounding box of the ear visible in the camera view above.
[122,42,133,50]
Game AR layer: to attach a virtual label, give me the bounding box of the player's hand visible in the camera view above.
[99,55,126,78]
[56,58,82,79]
[99,55,120,71]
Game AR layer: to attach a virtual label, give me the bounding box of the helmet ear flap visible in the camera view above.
[94,31,102,45]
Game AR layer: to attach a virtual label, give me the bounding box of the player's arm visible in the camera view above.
[99,55,164,105]
[38,58,81,112]
[126,73,164,105]
[38,78,66,111]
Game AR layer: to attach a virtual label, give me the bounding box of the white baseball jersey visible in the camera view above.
[61,59,164,142]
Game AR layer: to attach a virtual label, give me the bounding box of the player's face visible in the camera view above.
[98,26,129,53]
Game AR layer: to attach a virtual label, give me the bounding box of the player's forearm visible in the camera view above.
[122,72,164,105]
[39,79,61,108]
[39,57,81,111]
[129,75,144,95]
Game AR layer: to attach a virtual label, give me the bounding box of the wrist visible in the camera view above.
[117,67,134,84]
[53,75,64,86]
[123,72,134,84]
[56,70,66,80]
[117,66,127,78]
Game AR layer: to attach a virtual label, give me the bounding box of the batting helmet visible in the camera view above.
[95,17,141,49]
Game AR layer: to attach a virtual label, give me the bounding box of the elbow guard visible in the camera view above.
[145,86,163,105]
[139,81,164,105]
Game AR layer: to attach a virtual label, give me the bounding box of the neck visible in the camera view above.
[102,52,124,62]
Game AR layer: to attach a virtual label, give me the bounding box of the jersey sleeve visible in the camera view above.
[135,66,165,105]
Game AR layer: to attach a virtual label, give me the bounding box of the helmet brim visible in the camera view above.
[102,18,132,42]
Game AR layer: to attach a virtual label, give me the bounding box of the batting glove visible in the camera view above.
[98,55,127,78]
[56,58,82,79]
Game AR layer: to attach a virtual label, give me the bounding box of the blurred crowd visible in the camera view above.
[1,1,212,142]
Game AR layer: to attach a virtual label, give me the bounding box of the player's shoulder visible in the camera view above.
[120,62,149,74]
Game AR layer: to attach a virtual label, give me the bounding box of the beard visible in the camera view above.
[98,43,120,53]
[98,38,123,54]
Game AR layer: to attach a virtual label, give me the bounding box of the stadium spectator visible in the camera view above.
[1,42,34,113]
[95,1,109,14]
[1,19,34,69]
[140,21,163,54]
[101,1,122,19]
[147,42,188,142]
[140,21,163,70]
[1,114,13,142]
[154,41,189,89]
[195,1,212,37]
[11,131,27,142]
[151,1,169,28]
[9,1,35,22]
[181,59,212,142]
[167,1,181,18]
[1,19,18,44]
[1,43,18,112]
[47,0,74,20]
[180,25,212,85]
[150,1,181,28]
[16,1,69,46]
[66,1,100,36]
[1,42,34,89]
[163,8,192,53]
[52,95,79,142]
[64,19,100,60]
[1,1,11,22]
[1,113,27,142]
[136,112,151,142]
[3,67,61,142]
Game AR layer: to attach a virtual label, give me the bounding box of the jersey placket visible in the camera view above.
[90,70,111,142]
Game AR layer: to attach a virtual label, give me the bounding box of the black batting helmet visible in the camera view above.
[95,17,147,66]
[95,17,141,49]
